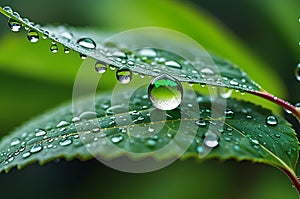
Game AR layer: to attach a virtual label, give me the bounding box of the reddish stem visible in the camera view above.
[281,167,300,197]
[248,90,300,123]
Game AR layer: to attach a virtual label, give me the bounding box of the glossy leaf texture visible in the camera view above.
[0,86,297,173]
[0,6,261,92]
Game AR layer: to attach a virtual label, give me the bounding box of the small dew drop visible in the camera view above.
[35,128,47,137]
[80,54,87,60]
[295,63,300,82]
[64,47,70,54]
[22,152,31,159]
[111,135,123,144]
[56,120,70,128]
[148,74,183,110]
[165,60,182,69]
[195,119,207,127]
[200,67,215,76]
[217,87,233,99]
[8,18,22,32]
[204,131,219,148]
[10,138,21,147]
[265,115,278,126]
[229,79,239,86]
[60,32,73,41]
[59,138,73,147]
[146,139,157,148]
[50,43,58,53]
[3,6,13,13]
[30,144,43,153]
[27,29,39,43]
[77,38,96,49]
[116,68,132,84]
[79,111,98,120]
[223,108,235,119]
[95,61,107,74]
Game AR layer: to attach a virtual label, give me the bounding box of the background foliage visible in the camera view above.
[0,0,299,198]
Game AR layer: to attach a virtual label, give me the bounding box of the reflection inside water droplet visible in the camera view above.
[50,43,58,53]
[27,29,39,43]
[116,68,132,84]
[8,18,22,32]
[95,61,107,74]
[148,74,183,110]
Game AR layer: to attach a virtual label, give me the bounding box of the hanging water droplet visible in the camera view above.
[27,29,39,43]
[111,135,123,143]
[77,38,96,49]
[8,18,22,32]
[64,47,70,54]
[295,63,300,81]
[30,144,43,153]
[204,131,219,148]
[59,138,73,147]
[80,54,87,60]
[200,67,215,76]
[148,74,183,110]
[137,48,157,57]
[10,138,21,147]
[35,128,47,137]
[50,43,58,53]
[95,60,107,74]
[165,60,182,69]
[217,87,233,99]
[116,68,132,84]
[265,115,278,126]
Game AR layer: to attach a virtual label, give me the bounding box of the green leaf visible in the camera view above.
[0,6,261,93]
[0,86,297,174]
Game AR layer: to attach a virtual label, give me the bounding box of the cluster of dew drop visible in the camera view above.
[1,6,294,166]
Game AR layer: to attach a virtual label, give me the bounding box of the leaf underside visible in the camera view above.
[0,86,297,173]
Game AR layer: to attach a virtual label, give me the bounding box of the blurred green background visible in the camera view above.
[0,0,299,198]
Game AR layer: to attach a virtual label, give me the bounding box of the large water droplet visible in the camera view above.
[137,48,157,57]
[27,30,39,43]
[95,60,107,74]
[8,18,22,32]
[111,135,123,143]
[148,74,183,110]
[295,63,300,81]
[266,115,278,126]
[79,111,98,120]
[77,38,96,49]
[204,131,219,148]
[50,43,58,53]
[116,68,132,84]
[165,60,182,69]
[10,138,21,146]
